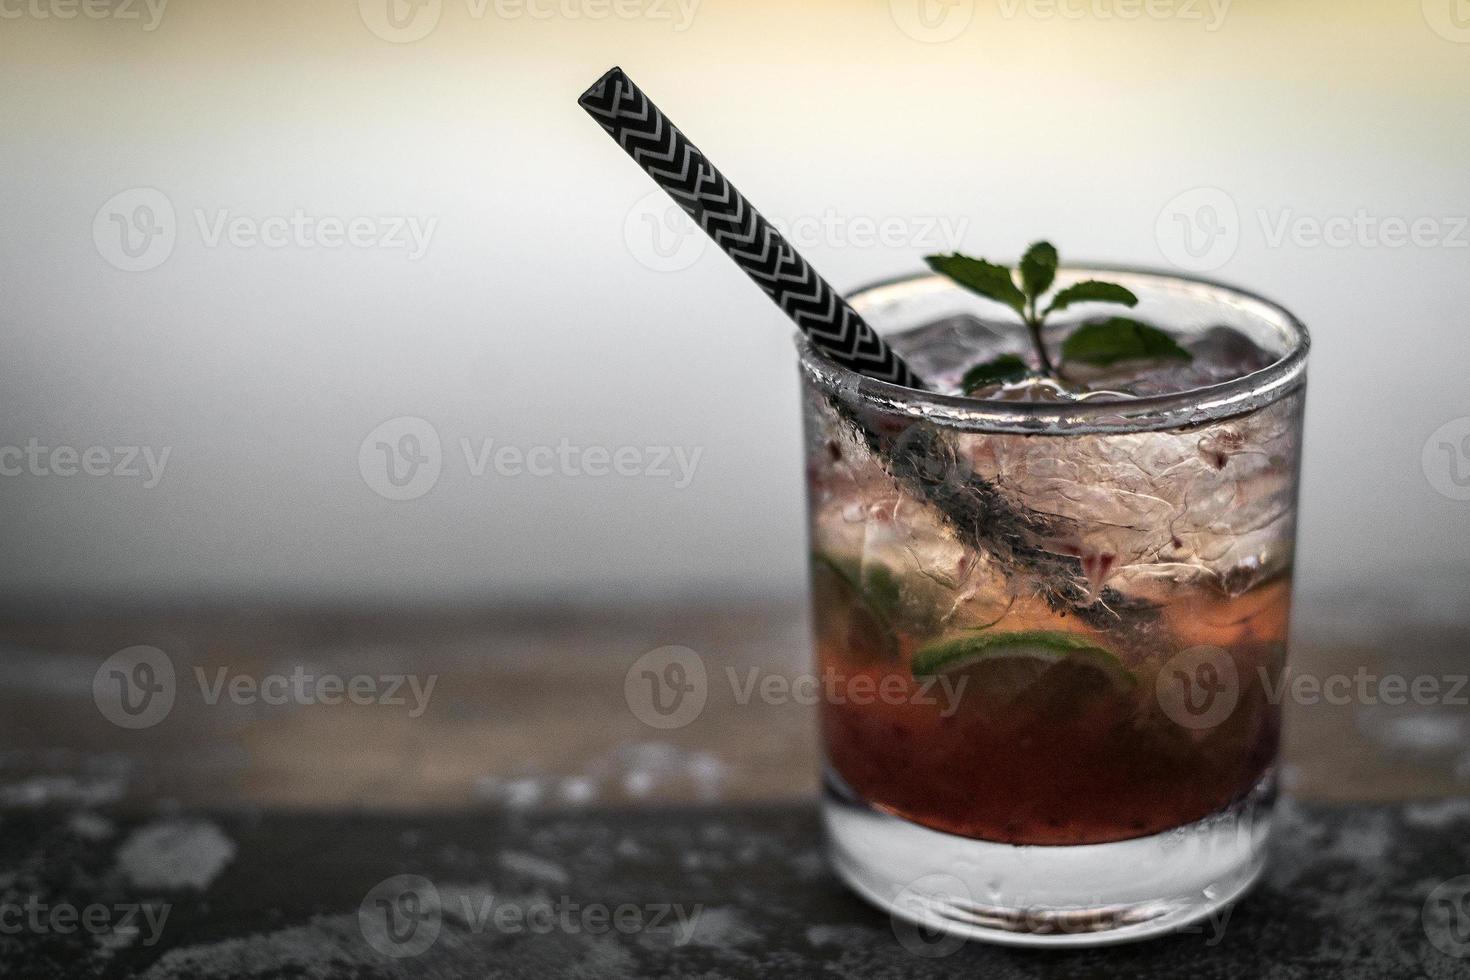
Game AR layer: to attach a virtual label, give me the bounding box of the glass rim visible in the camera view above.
[797,265,1311,435]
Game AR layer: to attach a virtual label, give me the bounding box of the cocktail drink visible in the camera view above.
[802,267,1308,945]
[576,64,1310,948]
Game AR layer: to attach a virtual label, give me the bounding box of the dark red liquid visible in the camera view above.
[816,579,1289,846]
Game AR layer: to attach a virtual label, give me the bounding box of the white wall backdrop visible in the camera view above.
[1,1,1467,606]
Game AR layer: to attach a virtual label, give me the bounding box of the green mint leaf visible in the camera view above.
[1044,280,1139,316]
[960,354,1032,393]
[1060,318,1193,367]
[925,253,1026,319]
[1019,241,1058,301]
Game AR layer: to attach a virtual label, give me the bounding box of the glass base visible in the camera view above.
[823,770,1273,948]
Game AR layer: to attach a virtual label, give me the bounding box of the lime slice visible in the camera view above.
[911,630,1135,692]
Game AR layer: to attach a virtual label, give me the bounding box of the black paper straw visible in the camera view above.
[579,67,927,390]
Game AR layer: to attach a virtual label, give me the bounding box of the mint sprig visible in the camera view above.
[925,243,1192,387]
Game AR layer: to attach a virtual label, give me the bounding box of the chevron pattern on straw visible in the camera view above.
[580,67,923,389]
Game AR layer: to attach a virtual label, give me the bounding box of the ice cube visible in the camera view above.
[1181,325,1278,383]
[887,314,1019,394]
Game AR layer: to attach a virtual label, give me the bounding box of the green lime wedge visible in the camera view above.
[911,630,1135,692]
[810,553,899,663]
[811,552,903,628]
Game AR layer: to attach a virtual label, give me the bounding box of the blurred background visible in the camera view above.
[1,0,1467,610]
[3,7,1470,975]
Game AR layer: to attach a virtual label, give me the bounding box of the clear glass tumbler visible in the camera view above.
[800,267,1309,946]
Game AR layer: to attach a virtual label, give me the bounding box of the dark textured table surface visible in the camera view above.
[4,799,1470,979]
[3,601,1469,977]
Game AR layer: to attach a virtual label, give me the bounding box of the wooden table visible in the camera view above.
[2,602,1468,977]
